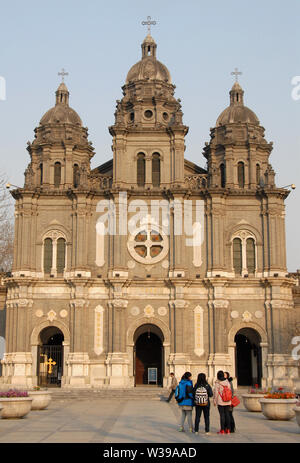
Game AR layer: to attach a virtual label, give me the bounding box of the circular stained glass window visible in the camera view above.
[127,225,168,264]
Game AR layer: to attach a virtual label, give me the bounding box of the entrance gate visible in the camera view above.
[37,345,63,387]
[37,327,64,387]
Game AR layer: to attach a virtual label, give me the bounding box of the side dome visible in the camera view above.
[39,82,82,126]
[125,34,171,84]
[216,81,259,126]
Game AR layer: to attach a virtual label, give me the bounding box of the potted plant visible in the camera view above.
[242,384,268,412]
[293,398,300,428]
[259,388,297,420]
[0,389,32,419]
[28,386,52,410]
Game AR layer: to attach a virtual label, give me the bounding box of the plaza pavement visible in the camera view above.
[0,392,299,444]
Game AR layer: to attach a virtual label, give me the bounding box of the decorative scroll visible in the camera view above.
[94,305,104,356]
[194,305,204,357]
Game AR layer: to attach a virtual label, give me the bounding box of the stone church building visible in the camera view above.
[1,33,299,389]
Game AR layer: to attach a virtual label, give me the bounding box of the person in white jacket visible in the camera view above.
[213,370,232,434]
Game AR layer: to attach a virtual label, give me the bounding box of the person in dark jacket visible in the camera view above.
[224,371,236,433]
[193,373,213,435]
[177,372,194,432]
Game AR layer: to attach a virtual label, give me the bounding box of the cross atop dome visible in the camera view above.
[141,15,157,35]
[58,68,69,83]
[231,67,242,83]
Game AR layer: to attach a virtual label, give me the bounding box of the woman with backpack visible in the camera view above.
[193,373,213,435]
[213,370,232,434]
[176,371,194,432]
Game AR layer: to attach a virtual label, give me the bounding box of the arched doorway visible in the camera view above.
[37,326,64,387]
[235,328,262,387]
[134,324,164,387]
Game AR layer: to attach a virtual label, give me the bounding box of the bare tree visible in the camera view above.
[0,174,14,272]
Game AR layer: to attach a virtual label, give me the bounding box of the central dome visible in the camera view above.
[126,34,171,84]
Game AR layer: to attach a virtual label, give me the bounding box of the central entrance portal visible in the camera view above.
[37,326,64,388]
[134,324,164,386]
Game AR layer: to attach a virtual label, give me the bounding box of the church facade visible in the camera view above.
[1,33,299,389]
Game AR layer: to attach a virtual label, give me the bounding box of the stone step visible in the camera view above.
[48,387,169,401]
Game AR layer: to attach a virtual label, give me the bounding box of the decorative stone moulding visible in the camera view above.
[231,311,239,319]
[255,311,263,319]
[131,306,140,316]
[47,310,57,322]
[59,310,68,318]
[144,305,155,318]
[242,311,252,322]
[158,307,167,316]
[35,310,44,318]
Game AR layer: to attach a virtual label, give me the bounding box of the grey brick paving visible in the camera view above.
[0,395,299,443]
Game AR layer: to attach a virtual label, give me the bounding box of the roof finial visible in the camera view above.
[58,68,69,83]
[231,67,242,83]
[141,15,157,35]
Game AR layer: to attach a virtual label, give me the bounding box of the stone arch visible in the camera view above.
[226,223,262,246]
[30,320,70,347]
[228,321,267,346]
[127,316,171,347]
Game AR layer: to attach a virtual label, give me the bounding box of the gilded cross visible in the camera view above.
[58,68,69,82]
[45,357,56,374]
[141,16,157,34]
[231,67,242,82]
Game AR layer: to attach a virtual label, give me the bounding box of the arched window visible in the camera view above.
[73,164,80,188]
[246,238,256,274]
[238,162,245,188]
[152,153,160,187]
[256,164,261,186]
[137,153,145,186]
[39,163,43,185]
[220,163,226,188]
[44,238,53,274]
[56,238,66,274]
[54,162,61,187]
[233,238,242,275]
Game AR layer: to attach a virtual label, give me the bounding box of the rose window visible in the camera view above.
[127,226,168,264]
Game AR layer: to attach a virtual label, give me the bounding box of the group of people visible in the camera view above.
[167,370,236,435]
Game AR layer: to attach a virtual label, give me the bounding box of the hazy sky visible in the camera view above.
[0,0,299,271]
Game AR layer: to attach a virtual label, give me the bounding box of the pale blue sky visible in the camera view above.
[0,0,299,271]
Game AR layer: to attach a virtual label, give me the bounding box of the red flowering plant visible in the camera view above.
[248,384,268,394]
[0,389,29,398]
[264,387,296,399]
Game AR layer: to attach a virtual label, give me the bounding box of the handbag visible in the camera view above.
[231,395,240,407]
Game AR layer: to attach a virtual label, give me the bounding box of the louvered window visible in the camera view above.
[246,238,255,274]
[238,162,245,188]
[220,163,226,188]
[137,153,145,186]
[152,153,160,187]
[233,238,242,275]
[56,238,66,274]
[54,162,61,187]
[44,238,53,274]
